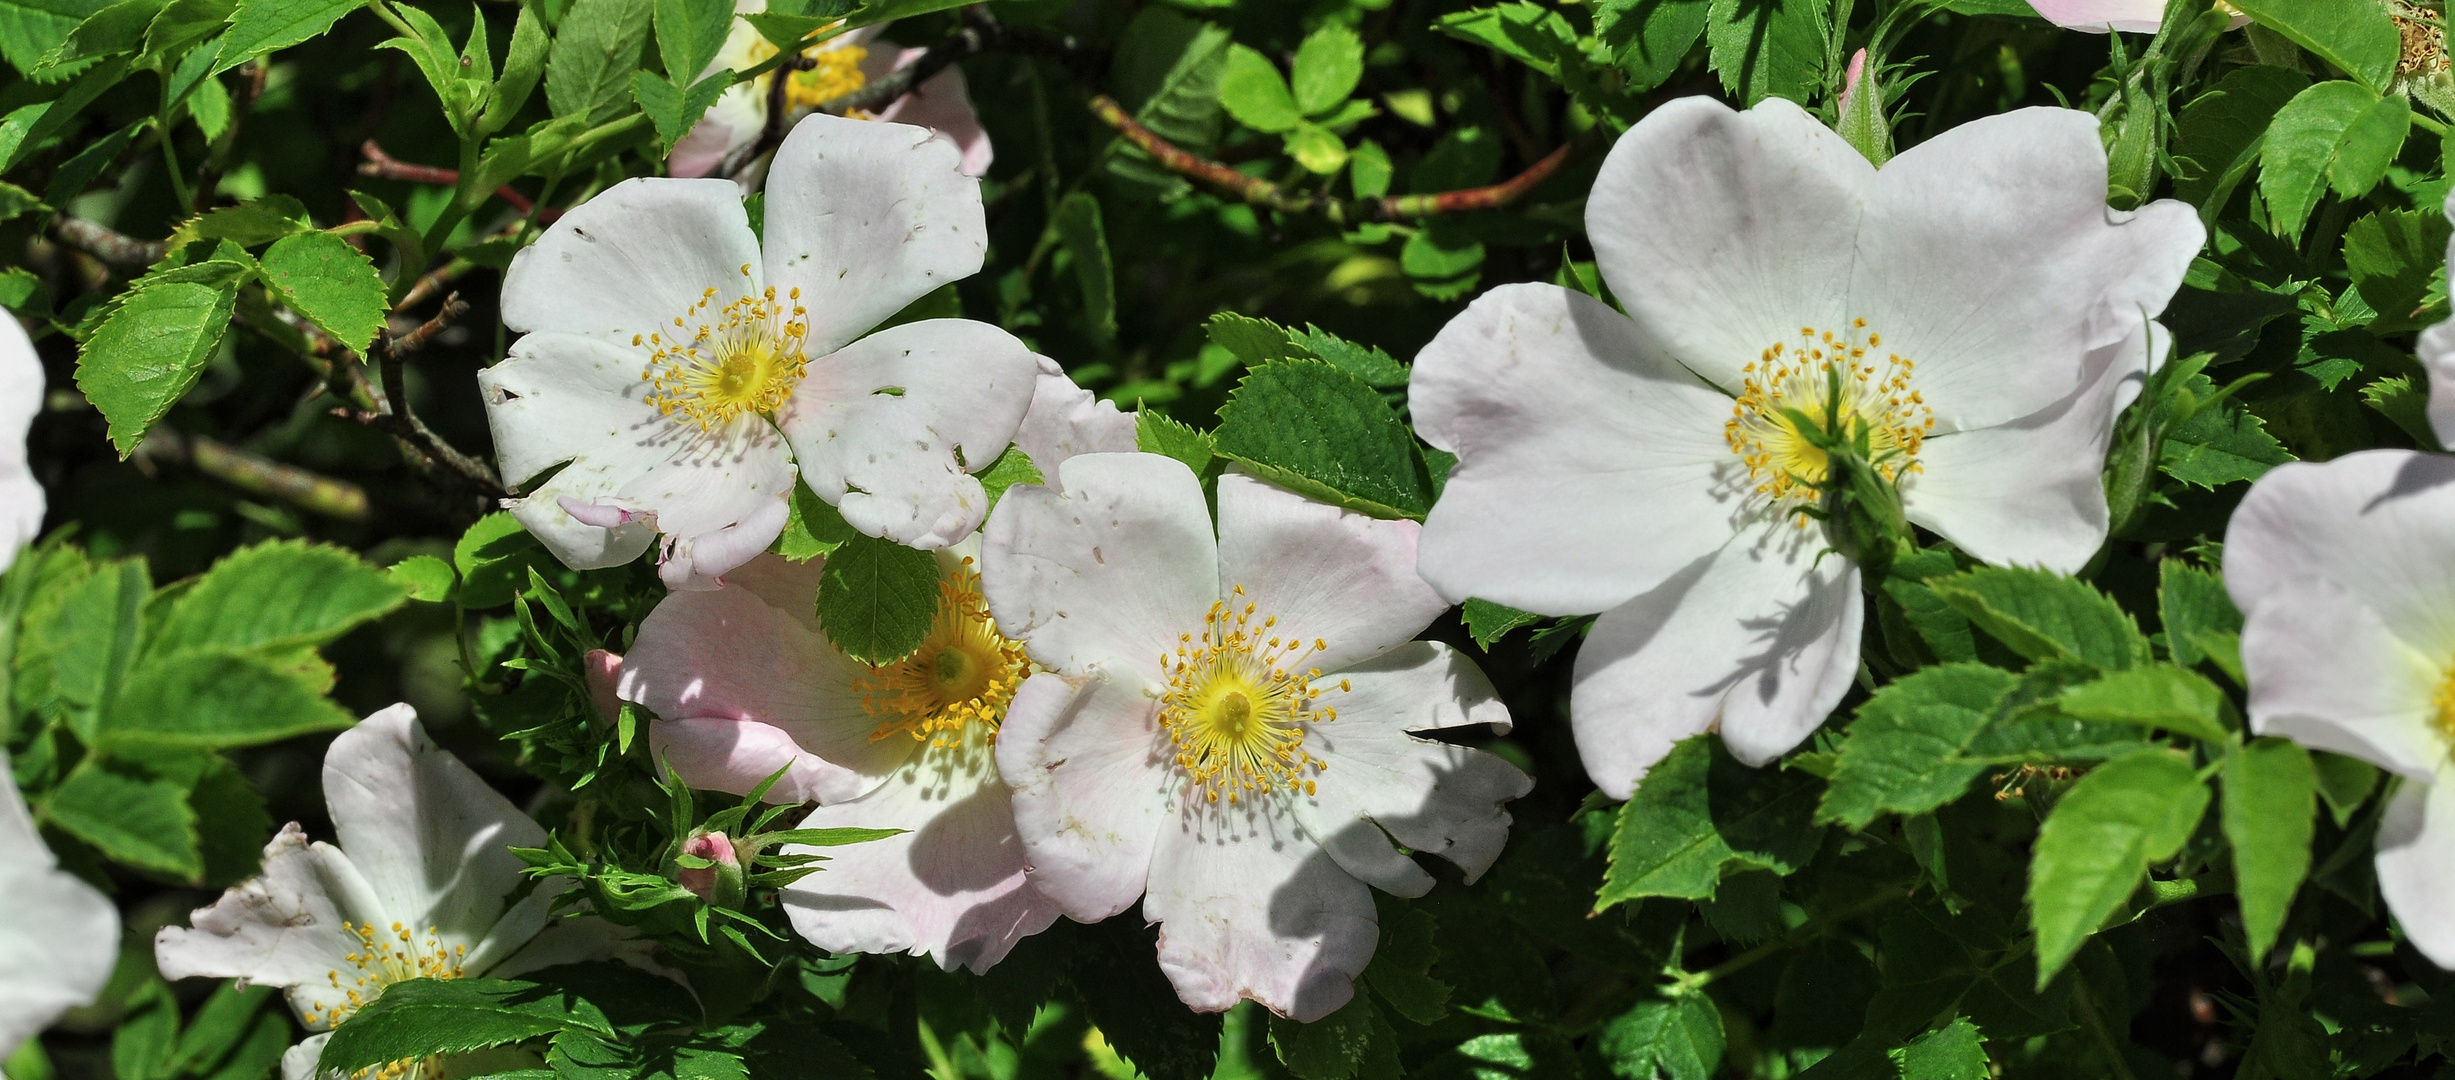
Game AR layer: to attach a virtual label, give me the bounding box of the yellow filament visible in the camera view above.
[638,268,810,431]
[1724,320,1935,514]
[1157,586,1346,804]
[858,561,1032,747]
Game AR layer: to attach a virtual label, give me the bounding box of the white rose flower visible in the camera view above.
[1,756,118,1067]
[1407,97,2203,799]
[2414,200,2455,447]
[155,706,631,1080]
[2224,448,2455,968]
[980,453,1532,1021]
[2,311,43,573]
[482,112,1038,588]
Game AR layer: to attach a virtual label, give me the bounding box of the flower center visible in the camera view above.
[303,921,465,1033]
[1157,587,1348,805]
[746,37,871,115]
[637,267,810,432]
[859,562,1031,747]
[1724,321,1934,509]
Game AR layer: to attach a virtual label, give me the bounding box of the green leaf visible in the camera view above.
[2027,749,2209,985]
[2311,751,2379,827]
[319,979,607,1074]
[1598,735,1825,908]
[167,195,309,251]
[1597,994,1723,1080]
[1433,3,1572,75]
[1289,22,1361,116]
[2225,0,2398,92]
[389,554,456,603]
[1052,191,1117,342]
[1107,8,1230,197]
[653,0,728,87]
[814,532,940,664]
[2343,208,2451,333]
[1349,138,1391,198]
[2160,392,2292,489]
[151,540,406,657]
[1462,598,1539,649]
[1360,908,1447,1024]
[190,756,273,889]
[75,279,240,456]
[1218,42,1299,133]
[213,0,365,71]
[633,69,731,152]
[482,1,547,132]
[2158,559,2240,670]
[1213,359,1434,520]
[2171,65,2309,217]
[1704,0,1823,107]
[1070,919,1222,1080]
[44,757,201,878]
[167,983,279,1077]
[1595,0,1707,91]
[17,555,148,738]
[976,446,1043,513]
[1269,994,1400,1080]
[1818,663,2021,830]
[2055,665,2230,744]
[1135,410,1216,479]
[775,482,856,562]
[103,650,355,750]
[1285,122,1346,174]
[0,0,112,73]
[2222,737,2315,965]
[37,0,156,75]
[1288,325,1405,387]
[2259,81,2407,241]
[113,978,181,1080]
[546,0,654,125]
[453,512,549,609]
[1929,566,2151,672]
[1890,1017,1988,1079]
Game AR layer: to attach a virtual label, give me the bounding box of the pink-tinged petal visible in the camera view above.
[1854,107,2202,432]
[1903,322,2167,573]
[501,177,762,342]
[720,552,828,632]
[323,706,547,947]
[871,57,993,178]
[2239,577,2444,781]
[621,580,908,803]
[1410,283,1739,616]
[1294,641,1530,895]
[1145,811,1377,1022]
[763,114,987,355]
[670,84,766,180]
[1014,355,1136,488]
[0,768,114,1061]
[982,453,1217,683]
[2224,450,2455,660]
[1571,520,1862,799]
[782,735,1062,973]
[2378,773,2455,968]
[154,823,382,1030]
[584,650,624,724]
[997,672,1175,921]
[2028,0,2168,32]
[0,312,41,573]
[1585,97,1867,393]
[479,333,670,570]
[1214,472,1447,674]
[658,490,792,590]
[779,318,1037,548]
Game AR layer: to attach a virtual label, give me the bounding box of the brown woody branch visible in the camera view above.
[355,293,505,499]
[136,427,370,520]
[358,141,544,217]
[51,216,166,269]
[1086,94,1578,224]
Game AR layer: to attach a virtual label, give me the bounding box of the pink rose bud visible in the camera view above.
[676,830,744,908]
[584,649,623,726]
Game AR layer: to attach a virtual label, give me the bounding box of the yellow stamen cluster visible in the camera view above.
[1157,586,1349,805]
[745,36,871,115]
[1725,320,1935,511]
[637,265,810,431]
[302,921,466,1032]
[858,561,1032,747]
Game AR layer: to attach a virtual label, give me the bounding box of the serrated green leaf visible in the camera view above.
[2259,81,2407,241]
[2343,208,2450,333]
[1052,192,1116,342]
[1135,410,1216,479]
[151,540,407,657]
[166,983,278,1077]
[1285,121,1345,174]
[1599,735,1824,908]
[2158,559,2240,671]
[1288,324,1405,387]
[75,279,240,455]
[2311,751,2379,828]
[653,0,728,88]
[1349,138,1391,198]
[1106,8,1230,198]
[1218,42,1298,133]
[2027,749,2209,985]
[976,445,1043,513]
[103,650,354,750]
[815,533,940,664]
[0,0,112,73]
[320,979,607,1073]
[1214,359,1432,519]
[2226,0,2398,92]
[1890,1017,1988,1079]
[546,0,653,124]
[453,512,550,609]
[633,68,731,152]
[2223,737,2315,966]
[1705,0,1823,107]
[1597,994,1723,1080]
[36,0,154,75]
[1361,907,1446,1024]
[1461,598,1539,649]
[167,195,309,252]
[1290,22,1361,116]
[1434,3,1572,75]
[1594,0,1705,91]
[259,230,388,354]
[1818,663,2020,830]
[18,555,148,739]
[44,757,201,878]
[2171,65,2308,218]
[389,554,455,603]
[775,482,855,562]
[190,755,272,889]
[213,0,364,71]
[1929,566,2151,672]
[2160,394,2293,489]
[2055,665,2230,744]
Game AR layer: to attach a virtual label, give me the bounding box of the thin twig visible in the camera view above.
[135,427,371,519]
[360,293,504,498]
[51,216,165,269]
[1087,94,1579,223]
[357,141,542,216]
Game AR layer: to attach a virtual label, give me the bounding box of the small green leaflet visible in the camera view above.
[1704,0,1823,107]
[2169,65,2308,219]
[815,532,941,664]
[2054,665,2231,744]
[149,539,407,658]
[1219,43,1300,133]
[76,279,240,455]
[44,757,201,878]
[2225,0,2398,92]
[214,0,365,71]
[1597,735,1824,908]
[101,650,354,751]
[319,978,609,1073]
[388,554,456,603]
[1890,1017,1989,1079]
[1359,908,1447,1024]
[1136,409,1217,481]
[775,482,857,562]
[545,0,654,125]
[1213,359,1437,520]
[1289,23,1362,116]
[1461,598,1540,648]
[1928,566,2151,672]
[2026,748,2209,985]
[634,69,732,152]
[2259,81,2408,241]
[2160,389,2292,490]
[1596,994,1724,1080]
[2222,738,2316,965]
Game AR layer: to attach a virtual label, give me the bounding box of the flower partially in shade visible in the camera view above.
[2029,0,2244,33]
[482,112,1037,588]
[670,3,990,183]
[2224,449,2455,968]
[617,548,1062,972]
[1,756,117,1066]
[2,311,43,573]
[1408,97,2201,799]
[981,453,1532,1021]
[155,706,633,1079]
[2415,199,2455,445]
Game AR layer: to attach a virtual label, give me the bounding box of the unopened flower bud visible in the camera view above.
[1835,49,1893,166]
[676,830,745,909]
[584,649,624,726]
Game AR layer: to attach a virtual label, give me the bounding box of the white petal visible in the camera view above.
[782,733,1062,973]
[0,312,41,573]
[500,177,763,342]
[1904,322,2167,572]
[1216,472,1447,674]
[1854,108,2201,432]
[322,706,546,947]
[996,672,1175,921]
[1409,283,1740,615]
[2378,773,2455,968]
[1145,809,1377,1022]
[1293,642,1530,894]
[488,915,652,979]
[872,61,993,178]
[618,415,797,542]
[2224,450,2455,659]
[479,332,674,569]
[1585,97,1866,392]
[154,823,382,1030]
[779,318,1037,548]
[2422,316,2455,449]
[1014,355,1137,489]
[659,491,792,589]
[2028,0,2167,32]
[1570,520,1862,799]
[281,1034,329,1080]
[620,574,909,803]
[0,770,114,1062]
[981,453,1217,684]
[2239,577,2445,781]
[762,114,987,355]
